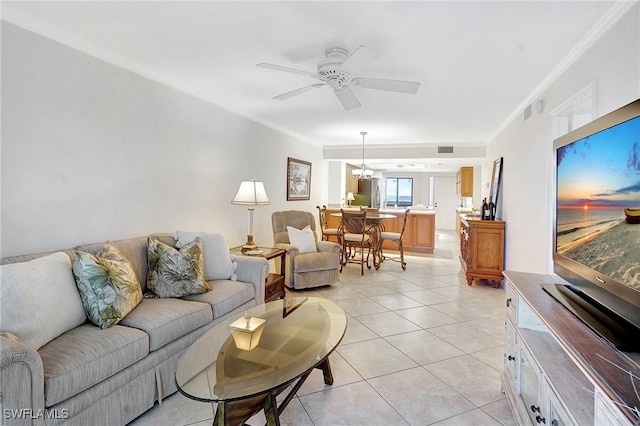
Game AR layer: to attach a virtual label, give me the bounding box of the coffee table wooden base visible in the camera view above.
[212,358,333,426]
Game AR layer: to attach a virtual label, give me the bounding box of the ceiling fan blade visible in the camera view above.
[256,63,319,78]
[272,83,325,100]
[358,77,420,94]
[334,86,361,110]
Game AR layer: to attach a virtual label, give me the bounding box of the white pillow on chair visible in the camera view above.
[287,226,318,253]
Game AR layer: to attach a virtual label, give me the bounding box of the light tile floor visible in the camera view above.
[130,230,515,426]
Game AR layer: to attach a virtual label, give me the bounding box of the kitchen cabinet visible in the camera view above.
[326,209,435,254]
[456,166,473,197]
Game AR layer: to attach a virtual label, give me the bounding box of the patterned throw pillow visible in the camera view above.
[146,237,211,298]
[72,243,143,329]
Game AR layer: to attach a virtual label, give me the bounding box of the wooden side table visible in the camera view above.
[229,247,286,302]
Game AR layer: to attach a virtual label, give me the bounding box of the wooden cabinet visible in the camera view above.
[409,214,435,252]
[455,208,473,235]
[503,271,638,425]
[456,166,473,197]
[459,216,504,287]
[327,209,435,254]
[230,247,286,302]
[345,164,359,195]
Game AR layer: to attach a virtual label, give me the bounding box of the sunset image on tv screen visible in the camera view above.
[556,116,640,289]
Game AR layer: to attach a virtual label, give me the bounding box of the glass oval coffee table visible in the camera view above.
[175,297,347,425]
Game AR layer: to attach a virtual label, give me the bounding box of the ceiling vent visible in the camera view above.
[437,146,454,154]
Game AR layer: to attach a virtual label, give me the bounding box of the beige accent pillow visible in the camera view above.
[174,231,237,281]
[0,252,87,350]
[287,225,318,253]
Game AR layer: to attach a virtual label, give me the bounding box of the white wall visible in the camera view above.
[485,4,640,274]
[1,23,327,257]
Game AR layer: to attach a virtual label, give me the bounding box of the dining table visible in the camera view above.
[331,211,397,269]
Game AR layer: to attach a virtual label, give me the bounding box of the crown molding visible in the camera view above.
[489,1,637,142]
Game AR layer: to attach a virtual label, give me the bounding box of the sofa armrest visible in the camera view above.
[233,256,269,304]
[316,241,341,254]
[0,334,45,426]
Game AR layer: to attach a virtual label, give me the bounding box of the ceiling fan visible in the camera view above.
[257,46,420,110]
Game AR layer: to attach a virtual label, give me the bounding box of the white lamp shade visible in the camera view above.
[346,192,355,201]
[352,168,374,178]
[229,317,266,351]
[231,180,270,205]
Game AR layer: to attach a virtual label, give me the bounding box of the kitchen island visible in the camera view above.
[325,207,435,254]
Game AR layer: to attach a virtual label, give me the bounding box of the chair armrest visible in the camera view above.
[0,334,45,426]
[233,256,269,304]
[274,243,299,287]
[316,241,341,254]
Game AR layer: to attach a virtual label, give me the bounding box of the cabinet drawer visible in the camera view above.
[504,319,517,389]
[265,275,285,302]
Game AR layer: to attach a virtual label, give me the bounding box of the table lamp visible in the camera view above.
[346,192,355,207]
[231,179,270,250]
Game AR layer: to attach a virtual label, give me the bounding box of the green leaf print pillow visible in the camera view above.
[72,243,143,329]
[146,237,210,298]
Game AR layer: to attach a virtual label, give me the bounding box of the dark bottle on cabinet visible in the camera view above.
[488,197,496,220]
[481,198,489,220]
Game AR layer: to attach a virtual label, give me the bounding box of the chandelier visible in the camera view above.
[352,131,373,180]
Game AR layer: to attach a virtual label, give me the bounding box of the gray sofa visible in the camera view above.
[0,233,268,426]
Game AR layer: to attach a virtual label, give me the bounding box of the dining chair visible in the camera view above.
[380,208,411,270]
[338,209,373,275]
[316,205,340,241]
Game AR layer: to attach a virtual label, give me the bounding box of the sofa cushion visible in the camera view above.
[287,225,318,253]
[39,323,149,406]
[294,251,340,273]
[119,298,213,351]
[146,237,211,298]
[0,252,87,350]
[183,280,255,319]
[72,243,143,329]
[174,231,237,281]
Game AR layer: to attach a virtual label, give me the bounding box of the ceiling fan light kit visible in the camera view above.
[257,46,420,110]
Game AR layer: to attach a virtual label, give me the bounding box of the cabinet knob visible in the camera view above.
[508,355,515,362]
[531,405,540,413]
[536,415,546,424]
[506,298,512,307]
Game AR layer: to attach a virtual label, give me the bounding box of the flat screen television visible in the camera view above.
[546,98,640,352]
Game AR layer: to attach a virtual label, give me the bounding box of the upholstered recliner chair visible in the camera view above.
[272,210,341,289]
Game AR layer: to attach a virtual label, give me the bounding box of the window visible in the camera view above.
[386,178,413,207]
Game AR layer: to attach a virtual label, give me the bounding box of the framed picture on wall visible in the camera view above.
[490,157,503,205]
[286,157,312,201]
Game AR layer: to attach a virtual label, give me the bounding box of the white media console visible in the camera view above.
[502,271,639,425]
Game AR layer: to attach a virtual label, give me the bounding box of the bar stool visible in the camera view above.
[316,205,340,241]
[380,208,410,270]
[338,209,373,275]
